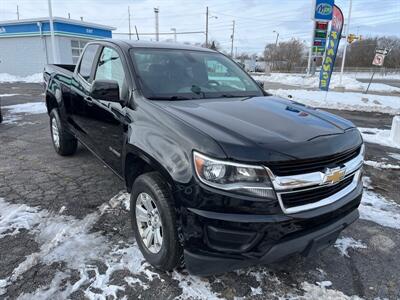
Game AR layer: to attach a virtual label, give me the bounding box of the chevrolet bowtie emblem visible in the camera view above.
[323,167,346,184]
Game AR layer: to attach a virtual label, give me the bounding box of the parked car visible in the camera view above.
[43,40,364,275]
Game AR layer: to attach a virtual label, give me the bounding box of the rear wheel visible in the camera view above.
[131,172,182,271]
[50,109,77,156]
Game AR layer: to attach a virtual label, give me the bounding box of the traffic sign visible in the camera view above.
[372,54,385,66]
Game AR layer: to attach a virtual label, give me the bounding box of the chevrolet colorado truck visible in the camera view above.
[43,40,364,275]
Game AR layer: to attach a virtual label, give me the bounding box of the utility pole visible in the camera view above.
[205,6,209,47]
[16,5,20,20]
[128,6,132,40]
[48,0,57,64]
[154,8,159,41]
[339,0,353,86]
[171,28,177,42]
[230,20,235,58]
[273,30,279,71]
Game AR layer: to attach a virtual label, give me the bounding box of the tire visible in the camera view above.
[49,109,77,156]
[130,172,182,271]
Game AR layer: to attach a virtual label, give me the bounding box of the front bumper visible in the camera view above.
[180,181,362,276]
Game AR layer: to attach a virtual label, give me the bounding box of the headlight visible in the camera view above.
[193,151,275,198]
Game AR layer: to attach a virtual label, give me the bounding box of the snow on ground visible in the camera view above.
[292,282,363,300]
[269,89,400,115]
[0,94,19,97]
[253,73,400,93]
[364,160,400,169]
[1,102,47,125]
[360,189,400,230]
[358,127,400,149]
[389,152,400,160]
[334,237,367,258]
[1,176,398,298]
[0,73,43,83]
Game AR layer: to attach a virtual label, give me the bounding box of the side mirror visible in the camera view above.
[91,80,121,103]
[255,80,264,89]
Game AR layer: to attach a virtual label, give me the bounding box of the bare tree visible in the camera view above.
[264,38,306,72]
[346,36,400,68]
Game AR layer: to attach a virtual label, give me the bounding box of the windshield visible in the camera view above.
[129,48,263,100]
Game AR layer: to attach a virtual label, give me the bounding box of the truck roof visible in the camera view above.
[101,39,216,53]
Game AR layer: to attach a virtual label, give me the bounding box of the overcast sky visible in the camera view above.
[1,0,399,54]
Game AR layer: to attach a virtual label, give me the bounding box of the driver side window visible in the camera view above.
[95,47,127,99]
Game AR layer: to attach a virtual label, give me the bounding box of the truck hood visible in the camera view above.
[154,96,361,162]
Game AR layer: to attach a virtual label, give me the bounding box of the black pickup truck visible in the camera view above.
[43,40,364,275]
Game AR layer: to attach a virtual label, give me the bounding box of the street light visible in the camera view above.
[171,28,177,43]
[272,30,280,71]
[273,30,279,47]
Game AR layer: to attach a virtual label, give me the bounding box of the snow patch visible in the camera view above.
[334,237,367,257]
[2,102,47,124]
[172,271,220,300]
[269,89,400,115]
[0,73,43,83]
[364,160,400,169]
[0,94,19,97]
[0,198,45,238]
[360,190,400,229]
[3,102,47,114]
[295,282,363,300]
[358,127,400,149]
[389,153,400,160]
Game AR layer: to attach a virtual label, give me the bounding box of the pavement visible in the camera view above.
[0,83,399,299]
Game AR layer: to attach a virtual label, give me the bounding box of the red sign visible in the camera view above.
[372,54,385,66]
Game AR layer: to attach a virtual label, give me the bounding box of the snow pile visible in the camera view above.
[360,189,400,230]
[269,89,400,114]
[364,160,400,169]
[334,237,367,257]
[254,73,400,93]
[358,127,400,149]
[0,73,43,83]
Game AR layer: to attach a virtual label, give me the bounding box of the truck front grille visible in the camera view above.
[267,146,361,176]
[279,175,354,209]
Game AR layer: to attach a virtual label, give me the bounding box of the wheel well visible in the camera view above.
[124,153,155,192]
[46,93,58,114]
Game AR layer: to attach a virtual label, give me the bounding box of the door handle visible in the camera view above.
[84,96,94,106]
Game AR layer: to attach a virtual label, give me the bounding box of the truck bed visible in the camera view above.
[43,64,76,83]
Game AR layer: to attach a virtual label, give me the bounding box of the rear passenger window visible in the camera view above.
[78,44,99,81]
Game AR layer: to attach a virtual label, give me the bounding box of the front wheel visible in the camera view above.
[49,109,77,156]
[131,172,182,271]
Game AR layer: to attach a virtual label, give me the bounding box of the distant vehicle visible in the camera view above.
[43,40,364,275]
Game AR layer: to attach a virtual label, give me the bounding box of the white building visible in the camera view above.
[0,17,115,76]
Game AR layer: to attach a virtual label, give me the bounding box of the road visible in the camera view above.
[357,78,400,89]
[0,83,399,299]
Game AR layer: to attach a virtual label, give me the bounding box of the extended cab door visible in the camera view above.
[85,46,131,175]
[68,44,101,149]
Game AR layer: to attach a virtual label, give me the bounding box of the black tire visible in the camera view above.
[49,109,77,156]
[130,172,182,271]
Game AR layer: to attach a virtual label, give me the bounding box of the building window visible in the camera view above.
[71,40,88,64]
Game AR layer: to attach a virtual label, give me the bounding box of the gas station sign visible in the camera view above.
[312,21,329,56]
